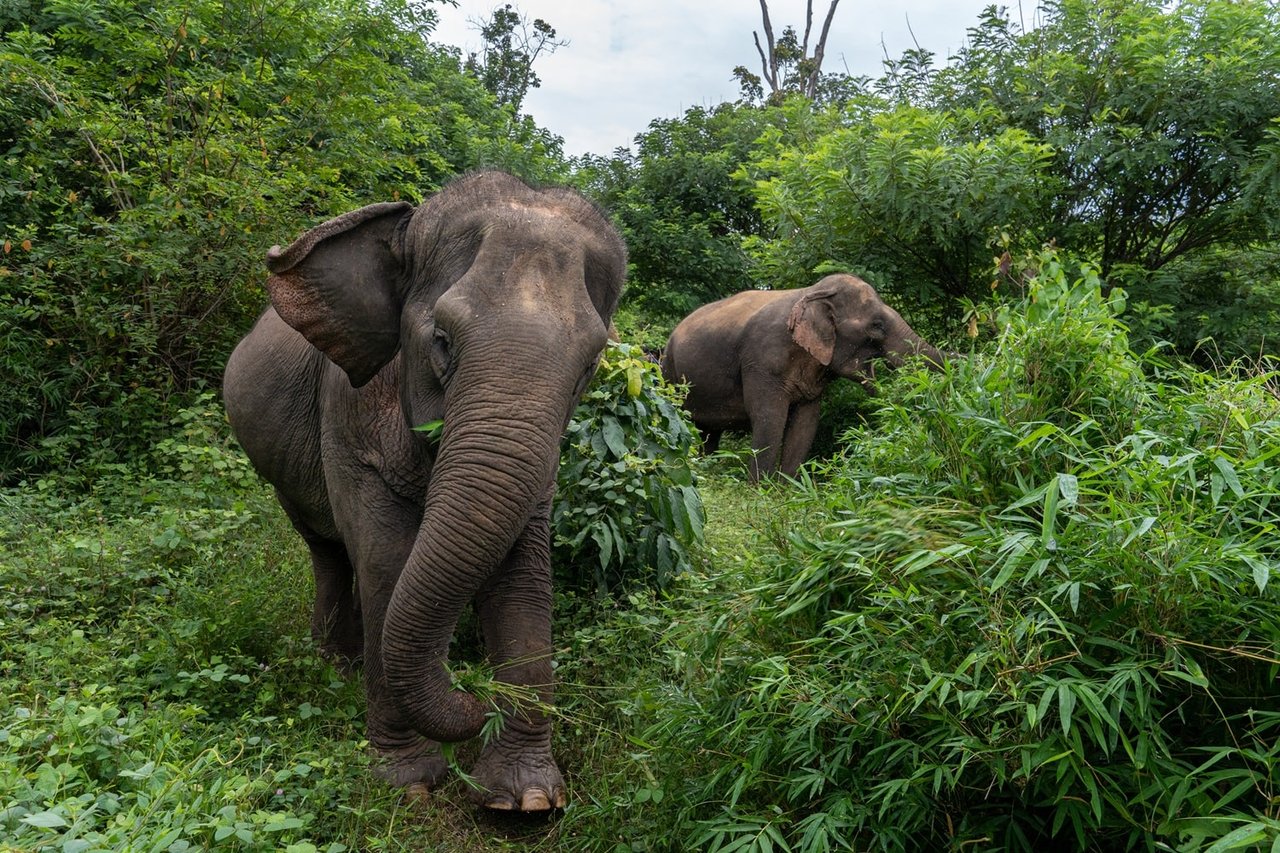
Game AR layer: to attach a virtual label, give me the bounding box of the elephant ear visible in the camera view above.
[265,201,414,387]
[787,287,838,366]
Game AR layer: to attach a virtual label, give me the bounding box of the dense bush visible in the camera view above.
[744,102,1053,314]
[0,0,566,483]
[641,249,1280,850]
[554,342,704,596]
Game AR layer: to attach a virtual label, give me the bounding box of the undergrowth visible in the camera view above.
[555,342,705,597]
[4,250,1278,851]
[631,250,1280,852]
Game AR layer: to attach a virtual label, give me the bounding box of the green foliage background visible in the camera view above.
[2,0,1280,850]
[595,0,1280,352]
[0,0,566,482]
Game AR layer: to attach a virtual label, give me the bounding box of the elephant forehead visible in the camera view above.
[488,203,602,246]
[447,246,603,335]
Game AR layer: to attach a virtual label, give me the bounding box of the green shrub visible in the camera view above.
[643,249,1280,851]
[553,342,705,597]
[0,0,567,484]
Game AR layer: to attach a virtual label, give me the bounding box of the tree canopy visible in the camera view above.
[0,0,567,481]
[4,0,1280,476]
[600,0,1280,352]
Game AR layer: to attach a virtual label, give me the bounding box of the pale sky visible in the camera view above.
[429,0,1018,157]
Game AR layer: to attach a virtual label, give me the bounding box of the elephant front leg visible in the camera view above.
[745,385,789,483]
[778,399,821,478]
[347,515,448,790]
[469,506,565,811]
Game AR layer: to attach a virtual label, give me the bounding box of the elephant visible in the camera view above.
[661,273,943,482]
[222,171,626,811]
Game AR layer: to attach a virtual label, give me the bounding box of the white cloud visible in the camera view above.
[430,0,997,156]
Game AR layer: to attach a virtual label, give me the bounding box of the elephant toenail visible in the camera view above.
[485,796,516,811]
[520,789,552,811]
[404,782,431,805]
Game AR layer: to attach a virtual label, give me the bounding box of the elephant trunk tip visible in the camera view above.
[386,656,492,743]
[421,689,489,744]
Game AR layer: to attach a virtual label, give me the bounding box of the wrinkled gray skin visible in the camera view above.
[223,172,625,811]
[661,274,943,483]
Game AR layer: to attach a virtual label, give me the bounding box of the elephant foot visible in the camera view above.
[318,644,362,678]
[369,740,448,788]
[467,745,566,812]
[313,622,363,670]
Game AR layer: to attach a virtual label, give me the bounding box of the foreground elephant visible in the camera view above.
[661,274,943,482]
[223,172,625,810]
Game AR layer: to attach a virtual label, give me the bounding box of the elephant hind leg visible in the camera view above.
[277,492,364,670]
[779,399,821,478]
[700,427,722,456]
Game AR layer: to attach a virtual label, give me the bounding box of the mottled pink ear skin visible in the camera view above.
[788,294,836,366]
[263,201,414,387]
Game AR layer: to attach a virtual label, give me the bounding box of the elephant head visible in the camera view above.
[262,172,625,744]
[787,273,944,380]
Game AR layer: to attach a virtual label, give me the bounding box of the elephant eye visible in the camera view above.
[429,328,454,384]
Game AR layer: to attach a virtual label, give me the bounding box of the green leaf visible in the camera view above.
[601,416,628,458]
[1242,554,1271,594]
[990,552,1019,593]
[1056,472,1078,507]
[1058,685,1076,737]
[1041,475,1061,549]
[682,486,704,540]
[411,419,444,444]
[1211,456,1244,499]
[1204,823,1268,853]
[22,810,68,829]
[592,524,614,570]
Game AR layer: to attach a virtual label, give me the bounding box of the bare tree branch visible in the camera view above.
[807,0,841,98]
[747,0,842,101]
[754,31,773,91]
[757,0,779,92]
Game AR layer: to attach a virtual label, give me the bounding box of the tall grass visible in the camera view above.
[638,250,1280,851]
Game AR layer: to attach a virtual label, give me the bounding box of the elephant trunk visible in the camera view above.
[884,316,946,371]
[380,353,575,743]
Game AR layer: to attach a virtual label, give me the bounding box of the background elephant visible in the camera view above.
[661,273,943,482]
[222,171,626,811]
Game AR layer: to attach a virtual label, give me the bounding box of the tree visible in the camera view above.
[576,103,781,337]
[463,3,566,116]
[931,0,1280,358]
[733,0,851,105]
[0,0,567,482]
[938,0,1280,277]
[743,101,1053,323]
